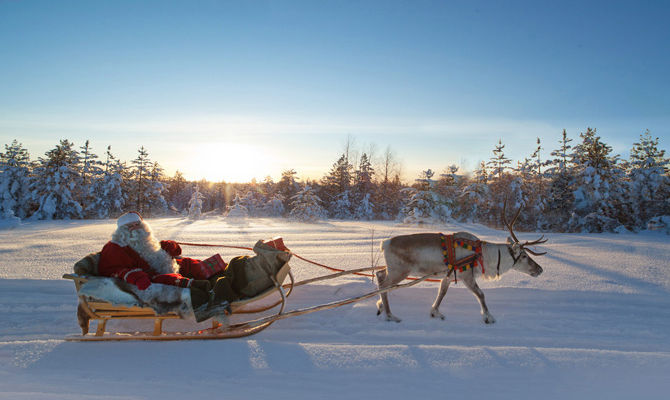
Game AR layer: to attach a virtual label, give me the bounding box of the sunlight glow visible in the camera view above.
[186,143,275,183]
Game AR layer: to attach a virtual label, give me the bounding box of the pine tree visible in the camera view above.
[401,170,445,224]
[188,185,205,220]
[240,189,266,216]
[331,190,353,219]
[146,162,168,216]
[128,147,167,216]
[627,130,670,227]
[487,139,512,179]
[321,154,353,216]
[166,171,191,211]
[543,130,576,231]
[30,139,83,220]
[130,147,151,213]
[288,185,327,222]
[352,153,375,220]
[354,193,375,220]
[263,193,285,217]
[568,128,628,232]
[86,146,125,218]
[486,140,516,228]
[0,140,33,219]
[78,140,102,214]
[226,193,249,218]
[514,139,546,230]
[276,169,300,212]
[375,147,403,220]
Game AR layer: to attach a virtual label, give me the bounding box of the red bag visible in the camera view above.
[263,237,289,252]
[190,254,227,280]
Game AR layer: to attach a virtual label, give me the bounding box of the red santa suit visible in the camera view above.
[98,239,200,289]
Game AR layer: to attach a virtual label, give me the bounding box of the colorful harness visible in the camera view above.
[439,233,484,283]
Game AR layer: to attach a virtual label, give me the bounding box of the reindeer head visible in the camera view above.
[502,199,547,277]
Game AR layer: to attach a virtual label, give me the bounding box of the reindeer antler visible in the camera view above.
[520,235,548,256]
[502,198,521,243]
[503,198,548,256]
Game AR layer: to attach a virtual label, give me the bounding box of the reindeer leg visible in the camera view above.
[375,269,402,323]
[430,275,451,320]
[461,273,495,324]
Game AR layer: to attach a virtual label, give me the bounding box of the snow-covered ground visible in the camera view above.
[1,217,669,399]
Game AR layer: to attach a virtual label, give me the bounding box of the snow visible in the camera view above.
[1,217,669,399]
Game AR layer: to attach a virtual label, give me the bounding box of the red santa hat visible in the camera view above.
[117,211,142,228]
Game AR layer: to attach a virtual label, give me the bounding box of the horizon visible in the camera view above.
[1,0,669,182]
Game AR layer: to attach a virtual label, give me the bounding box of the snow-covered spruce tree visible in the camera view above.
[513,138,547,231]
[30,139,83,220]
[85,146,126,219]
[240,189,266,217]
[320,154,353,217]
[276,169,300,213]
[626,130,670,228]
[434,165,461,221]
[354,193,374,220]
[458,161,490,223]
[352,153,376,220]
[78,140,103,215]
[130,146,151,214]
[165,171,192,212]
[288,184,327,222]
[226,193,249,218]
[568,128,628,232]
[263,193,285,217]
[145,162,169,216]
[331,190,353,219]
[401,169,450,224]
[543,129,575,231]
[0,140,33,220]
[129,147,167,216]
[485,140,515,227]
[187,185,205,220]
[487,139,512,180]
[374,147,403,220]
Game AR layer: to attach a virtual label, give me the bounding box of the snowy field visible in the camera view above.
[1,216,669,399]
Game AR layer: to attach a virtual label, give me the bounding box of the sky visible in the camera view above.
[1,0,669,183]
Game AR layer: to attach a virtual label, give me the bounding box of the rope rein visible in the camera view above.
[177,237,486,284]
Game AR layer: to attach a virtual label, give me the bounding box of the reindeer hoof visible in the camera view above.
[386,315,402,323]
[430,309,445,320]
[483,313,496,324]
[376,309,381,316]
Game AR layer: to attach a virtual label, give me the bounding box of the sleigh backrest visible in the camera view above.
[74,252,100,275]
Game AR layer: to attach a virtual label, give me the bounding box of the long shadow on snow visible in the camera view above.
[545,252,669,296]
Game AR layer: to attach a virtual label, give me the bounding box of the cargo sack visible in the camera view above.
[228,240,291,299]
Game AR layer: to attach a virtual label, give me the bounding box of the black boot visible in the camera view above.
[211,276,239,303]
[193,300,232,323]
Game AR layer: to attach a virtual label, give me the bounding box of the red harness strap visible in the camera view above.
[439,233,484,283]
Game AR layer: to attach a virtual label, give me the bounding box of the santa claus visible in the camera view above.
[98,212,232,320]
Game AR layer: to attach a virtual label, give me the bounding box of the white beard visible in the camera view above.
[112,222,179,275]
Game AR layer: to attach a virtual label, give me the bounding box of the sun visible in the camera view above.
[188,143,275,183]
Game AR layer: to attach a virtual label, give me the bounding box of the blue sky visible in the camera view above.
[1,0,668,182]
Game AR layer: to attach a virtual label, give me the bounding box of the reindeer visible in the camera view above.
[376,203,547,323]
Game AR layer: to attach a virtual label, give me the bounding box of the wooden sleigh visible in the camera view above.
[63,253,293,341]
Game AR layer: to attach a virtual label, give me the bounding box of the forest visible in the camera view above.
[1,128,668,233]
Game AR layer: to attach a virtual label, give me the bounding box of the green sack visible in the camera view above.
[228,240,291,299]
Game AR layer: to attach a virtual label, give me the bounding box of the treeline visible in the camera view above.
[1,128,668,233]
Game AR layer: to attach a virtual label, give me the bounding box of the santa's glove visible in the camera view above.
[153,273,192,288]
[126,270,152,290]
[160,240,182,257]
